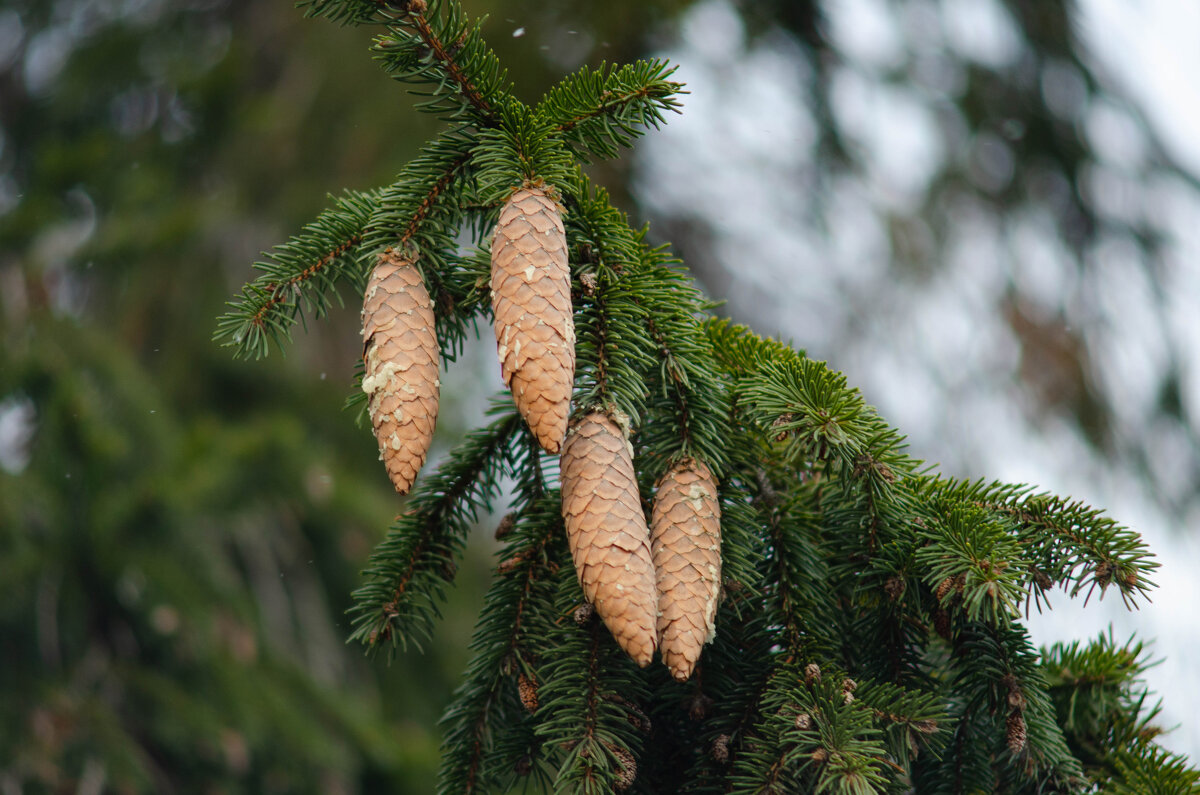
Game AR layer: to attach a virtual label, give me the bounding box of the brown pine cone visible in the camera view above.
[360,248,439,494]
[490,185,575,453]
[560,412,657,666]
[651,459,722,681]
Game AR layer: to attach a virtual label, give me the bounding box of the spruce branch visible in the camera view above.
[916,501,1025,625]
[531,564,653,794]
[633,242,731,478]
[706,319,912,485]
[215,188,380,358]
[1106,745,1200,794]
[438,491,562,794]
[219,4,1198,789]
[537,60,686,161]
[471,103,576,205]
[1041,633,1169,779]
[369,0,507,123]
[728,663,893,794]
[299,0,408,26]
[946,620,1083,788]
[918,477,1157,608]
[347,405,523,654]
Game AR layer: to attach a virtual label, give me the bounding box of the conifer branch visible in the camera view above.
[438,492,562,793]
[222,4,1198,789]
[537,60,686,161]
[369,0,508,124]
[532,565,651,793]
[564,179,657,422]
[918,477,1157,608]
[633,244,731,477]
[348,406,523,653]
[407,7,493,120]
[215,189,380,358]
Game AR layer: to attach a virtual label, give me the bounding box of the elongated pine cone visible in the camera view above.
[360,248,439,494]
[651,459,721,681]
[560,412,657,666]
[490,185,575,453]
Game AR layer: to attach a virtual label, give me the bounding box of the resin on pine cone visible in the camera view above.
[360,248,440,494]
[651,458,722,681]
[490,184,575,453]
[560,412,657,666]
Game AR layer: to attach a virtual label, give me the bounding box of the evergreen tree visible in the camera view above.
[217,1,1196,792]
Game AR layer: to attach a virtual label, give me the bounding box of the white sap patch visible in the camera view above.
[524,265,537,280]
[361,358,405,397]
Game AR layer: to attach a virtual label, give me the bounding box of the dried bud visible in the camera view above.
[1006,689,1027,711]
[933,609,951,639]
[884,576,906,601]
[573,602,595,626]
[936,577,955,602]
[1094,561,1113,585]
[1033,569,1053,590]
[804,663,821,685]
[497,551,527,575]
[811,747,829,764]
[610,743,637,791]
[795,712,812,731]
[579,271,598,296]
[912,719,939,735]
[712,734,730,763]
[686,692,714,722]
[1006,711,1027,754]
[518,673,539,714]
[841,678,857,705]
[494,512,518,540]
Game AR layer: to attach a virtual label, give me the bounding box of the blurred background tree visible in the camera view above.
[1,0,1196,790]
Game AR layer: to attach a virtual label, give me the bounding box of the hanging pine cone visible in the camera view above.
[490,184,575,453]
[560,412,657,666]
[651,459,722,681]
[360,248,439,494]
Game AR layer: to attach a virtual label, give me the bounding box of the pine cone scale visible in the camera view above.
[361,249,440,495]
[561,412,658,667]
[491,185,575,453]
[651,460,722,681]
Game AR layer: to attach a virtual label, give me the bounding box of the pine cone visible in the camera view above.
[651,459,722,681]
[490,185,575,453]
[560,412,657,666]
[360,248,439,494]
